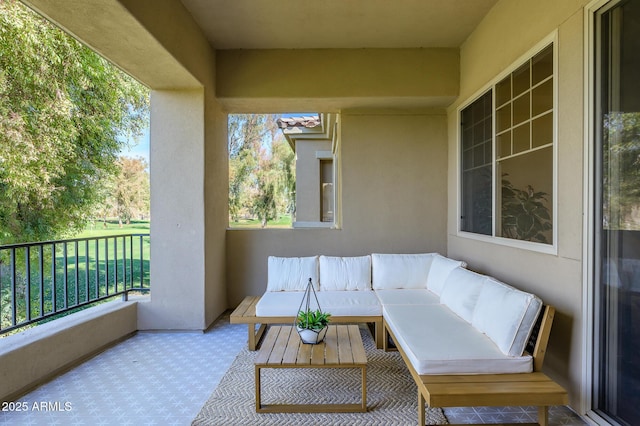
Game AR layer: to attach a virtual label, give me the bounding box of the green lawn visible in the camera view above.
[74,220,150,238]
[229,215,292,228]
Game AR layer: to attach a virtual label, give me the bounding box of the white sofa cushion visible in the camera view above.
[374,289,440,305]
[319,255,371,291]
[426,254,466,296]
[317,291,382,316]
[439,267,485,323]
[383,304,533,375]
[267,256,319,291]
[256,290,381,317]
[472,278,543,357]
[256,291,312,316]
[371,253,435,289]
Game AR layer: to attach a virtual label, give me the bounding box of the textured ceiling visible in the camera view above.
[180,0,498,49]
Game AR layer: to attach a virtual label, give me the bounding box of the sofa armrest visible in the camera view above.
[525,305,555,372]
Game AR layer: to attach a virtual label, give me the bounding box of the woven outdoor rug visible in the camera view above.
[192,326,448,425]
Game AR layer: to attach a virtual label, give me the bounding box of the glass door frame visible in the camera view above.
[584,0,632,424]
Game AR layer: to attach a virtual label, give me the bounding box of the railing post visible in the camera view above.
[121,236,126,292]
[94,239,99,299]
[39,246,44,317]
[63,242,68,309]
[52,244,57,313]
[25,247,31,322]
[113,237,118,294]
[129,236,133,289]
[105,238,109,296]
[75,241,79,306]
[85,239,89,303]
[139,235,144,288]
[11,248,16,326]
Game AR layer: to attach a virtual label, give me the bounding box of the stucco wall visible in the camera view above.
[114,0,228,330]
[216,49,459,112]
[227,111,448,303]
[447,0,590,410]
[295,140,332,223]
[140,89,206,330]
[204,98,229,327]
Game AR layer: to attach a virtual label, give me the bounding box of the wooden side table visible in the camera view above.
[254,324,368,413]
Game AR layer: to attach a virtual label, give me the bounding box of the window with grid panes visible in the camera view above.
[460,43,554,245]
[460,91,492,235]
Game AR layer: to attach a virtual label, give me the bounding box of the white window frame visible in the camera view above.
[456,31,559,255]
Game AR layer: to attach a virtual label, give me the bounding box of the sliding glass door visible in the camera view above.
[594,1,640,424]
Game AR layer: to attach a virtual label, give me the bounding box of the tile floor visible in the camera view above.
[0,312,587,425]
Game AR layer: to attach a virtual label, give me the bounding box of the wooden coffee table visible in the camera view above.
[254,324,368,413]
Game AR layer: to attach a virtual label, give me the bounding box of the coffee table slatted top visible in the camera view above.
[255,325,367,367]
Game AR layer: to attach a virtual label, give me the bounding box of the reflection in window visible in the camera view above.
[498,147,553,243]
[602,112,640,231]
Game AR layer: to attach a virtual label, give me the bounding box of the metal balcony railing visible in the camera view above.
[0,234,150,335]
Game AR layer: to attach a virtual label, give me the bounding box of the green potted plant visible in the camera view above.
[296,308,331,344]
[295,278,331,344]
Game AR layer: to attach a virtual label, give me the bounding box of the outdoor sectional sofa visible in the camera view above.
[230,253,567,425]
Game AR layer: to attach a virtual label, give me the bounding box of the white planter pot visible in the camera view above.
[296,325,328,344]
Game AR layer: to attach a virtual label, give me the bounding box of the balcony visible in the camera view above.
[0,0,615,422]
[0,312,585,425]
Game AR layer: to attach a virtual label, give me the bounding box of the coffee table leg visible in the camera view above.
[255,365,261,411]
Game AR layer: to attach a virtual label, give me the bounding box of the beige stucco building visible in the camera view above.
[3,1,639,424]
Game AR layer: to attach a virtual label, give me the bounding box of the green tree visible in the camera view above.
[603,112,640,230]
[254,181,276,228]
[228,114,263,222]
[0,0,149,244]
[272,136,296,216]
[112,156,150,225]
[228,114,295,226]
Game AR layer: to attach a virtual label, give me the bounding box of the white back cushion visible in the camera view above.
[371,253,435,289]
[472,278,543,356]
[439,267,485,323]
[267,256,319,291]
[319,255,371,291]
[426,254,466,296]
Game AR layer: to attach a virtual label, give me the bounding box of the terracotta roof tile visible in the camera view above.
[277,115,320,129]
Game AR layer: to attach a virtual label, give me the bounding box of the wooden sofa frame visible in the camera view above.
[383,305,568,426]
[230,295,383,351]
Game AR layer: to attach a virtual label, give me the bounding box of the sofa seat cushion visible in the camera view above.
[374,289,440,305]
[319,255,371,291]
[256,291,308,317]
[256,291,382,317]
[383,304,533,375]
[371,253,435,289]
[317,291,382,316]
